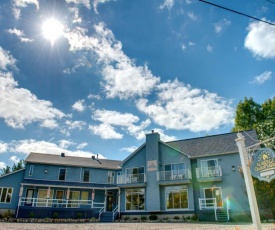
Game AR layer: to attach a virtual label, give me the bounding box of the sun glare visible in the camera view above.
[42,18,64,45]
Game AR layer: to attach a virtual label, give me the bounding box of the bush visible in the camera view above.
[29,212,34,218]
[140,216,147,221]
[76,212,82,219]
[52,212,58,219]
[191,214,198,221]
[173,216,180,220]
[124,216,130,220]
[3,210,13,218]
[149,214,158,220]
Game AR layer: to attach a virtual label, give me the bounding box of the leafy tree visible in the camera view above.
[1,165,11,175]
[0,159,25,176]
[232,97,275,219]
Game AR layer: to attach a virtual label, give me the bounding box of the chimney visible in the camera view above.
[61,153,65,157]
[92,155,95,160]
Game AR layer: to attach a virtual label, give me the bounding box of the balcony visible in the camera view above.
[196,166,222,182]
[157,169,192,185]
[117,173,146,186]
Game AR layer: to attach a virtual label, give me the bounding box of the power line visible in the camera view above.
[198,0,275,27]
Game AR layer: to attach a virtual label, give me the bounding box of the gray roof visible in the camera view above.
[166,130,259,158]
[25,152,122,169]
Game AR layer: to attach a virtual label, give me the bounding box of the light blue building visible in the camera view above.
[0,130,258,221]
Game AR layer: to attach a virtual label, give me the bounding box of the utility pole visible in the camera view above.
[235,133,262,230]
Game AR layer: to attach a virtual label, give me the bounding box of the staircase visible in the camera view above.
[99,211,119,222]
[216,208,229,222]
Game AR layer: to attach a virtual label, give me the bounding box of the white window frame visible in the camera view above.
[83,169,90,182]
[58,168,66,181]
[0,187,13,203]
[29,165,34,176]
[165,186,189,210]
[107,171,115,183]
[203,187,223,207]
[125,188,145,211]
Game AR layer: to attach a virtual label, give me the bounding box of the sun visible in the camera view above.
[42,18,64,45]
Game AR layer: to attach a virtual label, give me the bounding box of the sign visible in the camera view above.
[251,148,275,183]
[147,160,157,171]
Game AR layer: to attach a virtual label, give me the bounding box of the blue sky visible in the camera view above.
[0,0,274,169]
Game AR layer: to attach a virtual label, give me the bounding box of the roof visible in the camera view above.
[25,152,122,169]
[166,130,259,158]
[0,168,25,179]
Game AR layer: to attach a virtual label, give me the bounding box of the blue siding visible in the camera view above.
[0,170,25,212]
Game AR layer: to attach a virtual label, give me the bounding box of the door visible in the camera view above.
[106,192,114,211]
[204,187,222,207]
[25,189,34,206]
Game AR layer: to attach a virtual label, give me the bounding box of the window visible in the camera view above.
[59,168,66,181]
[126,188,145,211]
[80,191,89,204]
[165,163,185,180]
[107,171,115,183]
[55,190,64,203]
[204,187,223,207]
[0,187,13,203]
[37,189,53,207]
[201,159,219,177]
[126,167,144,183]
[68,191,80,208]
[166,186,188,210]
[83,170,90,182]
[29,165,34,176]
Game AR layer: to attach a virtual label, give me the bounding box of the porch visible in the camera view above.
[157,169,192,182]
[196,166,222,182]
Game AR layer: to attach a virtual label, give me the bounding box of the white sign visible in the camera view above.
[147,160,157,171]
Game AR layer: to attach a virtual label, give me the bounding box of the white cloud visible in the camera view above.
[185,0,192,4]
[244,20,275,59]
[89,123,123,139]
[181,43,186,50]
[12,0,39,19]
[150,128,177,142]
[160,0,174,10]
[0,47,16,70]
[136,79,234,132]
[121,146,138,153]
[64,23,160,99]
[77,142,88,149]
[250,71,272,85]
[88,94,102,100]
[214,19,231,34]
[9,139,104,158]
[93,0,116,14]
[0,142,8,153]
[187,12,197,21]
[9,155,20,164]
[207,45,213,53]
[0,72,65,128]
[0,162,6,169]
[59,140,75,149]
[65,0,91,9]
[65,120,87,130]
[189,41,195,46]
[7,28,33,43]
[72,99,86,112]
[69,7,82,24]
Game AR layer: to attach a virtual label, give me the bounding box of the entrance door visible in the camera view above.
[204,187,222,207]
[106,192,114,211]
[25,189,34,206]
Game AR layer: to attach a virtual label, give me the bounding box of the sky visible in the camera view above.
[0,0,275,169]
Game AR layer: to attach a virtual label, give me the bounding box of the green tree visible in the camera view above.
[232,96,275,219]
[1,159,25,176]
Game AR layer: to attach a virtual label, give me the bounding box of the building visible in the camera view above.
[0,130,258,221]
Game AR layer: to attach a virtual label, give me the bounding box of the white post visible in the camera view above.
[236,133,262,230]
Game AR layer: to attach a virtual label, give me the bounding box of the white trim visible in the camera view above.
[165,186,189,210]
[203,186,223,207]
[58,168,67,181]
[0,187,13,204]
[29,165,34,176]
[124,188,145,211]
[82,169,90,183]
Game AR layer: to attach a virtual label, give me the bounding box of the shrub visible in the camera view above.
[3,210,13,218]
[29,212,35,218]
[76,212,82,219]
[140,216,147,221]
[191,214,198,221]
[173,216,180,220]
[149,214,158,220]
[52,212,58,219]
[133,217,138,220]
[124,216,130,220]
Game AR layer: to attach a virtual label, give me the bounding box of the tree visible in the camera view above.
[232,97,275,220]
[0,159,25,176]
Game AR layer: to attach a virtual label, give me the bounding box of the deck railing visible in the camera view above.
[117,173,146,184]
[157,169,192,181]
[18,197,105,209]
[196,166,222,179]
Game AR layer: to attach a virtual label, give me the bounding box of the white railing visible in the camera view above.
[196,166,222,179]
[98,206,105,221]
[199,198,217,220]
[226,196,230,221]
[112,205,118,221]
[18,197,105,209]
[157,169,192,181]
[117,173,146,184]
